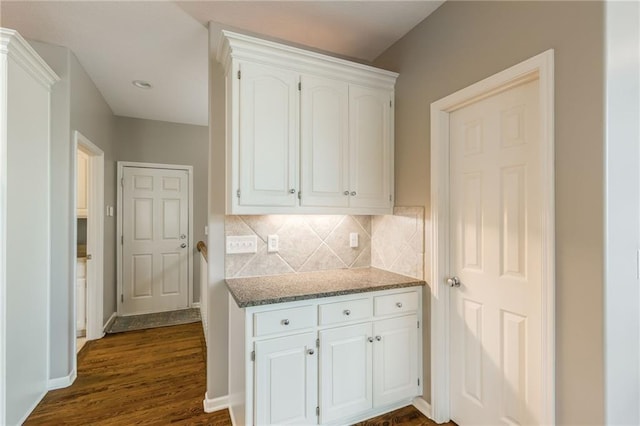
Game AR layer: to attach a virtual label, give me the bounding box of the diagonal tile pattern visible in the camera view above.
[225,214,372,278]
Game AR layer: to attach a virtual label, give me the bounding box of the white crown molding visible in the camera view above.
[0,28,59,89]
[217,30,398,90]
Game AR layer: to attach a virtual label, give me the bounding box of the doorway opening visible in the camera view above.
[73,130,105,363]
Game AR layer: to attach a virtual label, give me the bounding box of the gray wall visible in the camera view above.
[69,53,117,325]
[373,1,605,424]
[115,116,209,302]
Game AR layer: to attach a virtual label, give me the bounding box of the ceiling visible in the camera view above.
[1,1,444,126]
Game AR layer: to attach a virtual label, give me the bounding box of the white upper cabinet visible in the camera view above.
[238,61,299,207]
[349,85,393,210]
[300,74,349,208]
[218,30,398,215]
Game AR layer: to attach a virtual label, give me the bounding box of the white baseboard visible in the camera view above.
[412,396,432,419]
[16,389,47,425]
[48,369,77,390]
[203,392,229,413]
[191,302,201,308]
[103,311,116,333]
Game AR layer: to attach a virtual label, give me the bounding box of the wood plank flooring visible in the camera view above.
[26,322,448,425]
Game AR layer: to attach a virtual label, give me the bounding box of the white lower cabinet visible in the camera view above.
[254,332,318,425]
[229,287,423,425]
[319,323,373,423]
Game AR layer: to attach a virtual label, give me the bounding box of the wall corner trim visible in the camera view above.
[102,311,117,334]
[48,369,77,391]
[203,393,229,413]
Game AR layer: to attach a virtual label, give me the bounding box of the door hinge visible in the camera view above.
[390,100,392,108]
[418,378,420,386]
[121,294,124,303]
[389,194,392,202]
[316,338,319,348]
[316,406,319,416]
[121,235,123,245]
[237,70,241,79]
[121,177,124,187]
[236,189,241,199]
[298,191,302,200]
[251,351,255,362]
[417,320,420,329]
[298,81,301,91]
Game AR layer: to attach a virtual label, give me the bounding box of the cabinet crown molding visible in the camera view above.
[0,28,60,89]
[217,30,398,90]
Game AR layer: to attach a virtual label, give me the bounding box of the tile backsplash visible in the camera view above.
[225,215,371,278]
[224,208,424,279]
[371,207,425,280]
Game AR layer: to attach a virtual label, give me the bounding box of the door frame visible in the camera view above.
[73,131,104,344]
[429,50,555,424]
[116,161,194,316]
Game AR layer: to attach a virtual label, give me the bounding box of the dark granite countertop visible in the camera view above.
[226,267,426,308]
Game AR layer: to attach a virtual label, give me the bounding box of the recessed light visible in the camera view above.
[132,80,152,89]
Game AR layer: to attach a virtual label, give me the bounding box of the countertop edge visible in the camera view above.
[232,280,426,308]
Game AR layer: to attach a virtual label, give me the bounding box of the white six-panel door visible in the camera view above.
[122,166,189,315]
[449,79,542,425]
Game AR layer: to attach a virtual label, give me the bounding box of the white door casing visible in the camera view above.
[449,79,541,425]
[118,163,192,316]
[74,131,104,345]
[430,50,555,424]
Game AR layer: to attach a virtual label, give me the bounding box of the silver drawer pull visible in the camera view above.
[368,337,374,343]
[350,191,357,196]
[375,335,382,341]
[396,302,403,308]
[343,309,351,316]
[343,191,350,196]
[307,349,315,355]
[282,319,290,326]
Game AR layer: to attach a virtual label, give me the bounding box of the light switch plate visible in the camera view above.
[349,232,359,248]
[226,235,258,254]
[267,235,279,253]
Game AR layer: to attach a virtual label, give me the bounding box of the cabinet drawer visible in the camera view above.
[374,291,419,317]
[318,298,372,326]
[253,305,316,337]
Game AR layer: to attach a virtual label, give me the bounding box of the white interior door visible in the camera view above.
[122,166,189,315]
[449,80,542,425]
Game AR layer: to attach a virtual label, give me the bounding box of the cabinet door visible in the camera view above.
[373,315,418,407]
[254,332,317,425]
[77,150,89,217]
[319,323,373,423]
[239,61,299,207]
[300,75,349,207]
[349,85,392,210]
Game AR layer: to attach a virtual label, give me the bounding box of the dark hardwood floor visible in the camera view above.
[26,322,449,425]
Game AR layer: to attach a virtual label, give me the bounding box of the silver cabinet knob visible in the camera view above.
[289,189,296,194]
[343,191,350,196]
[307,349,315,355]
[368,337,374,343]
[180,234,186,239]
[350,191,357,196]
[375,336,382,341]
[396,302,403,308]
[86,254,92,260]
[343,309,351,316]
[180,243,187,248]
[447,276,461,288]
[282,319,290,325]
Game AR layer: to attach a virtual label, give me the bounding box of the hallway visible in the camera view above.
[26,322,230,425]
